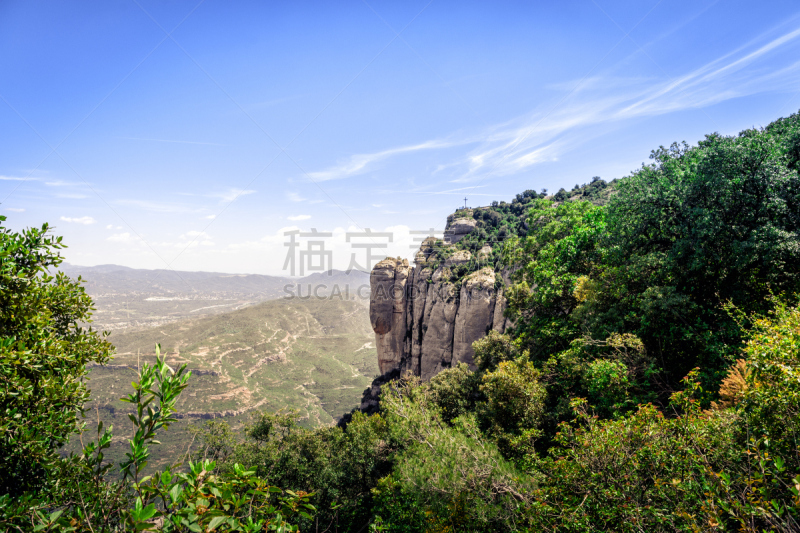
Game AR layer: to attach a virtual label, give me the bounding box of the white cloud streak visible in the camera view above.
[0,175,36,181]
[307,139,456,181]
[60,216,96,225]
[455,25,800,181]
[107,232,135,243]
[306,23,800,184]
[208,188,256,203]
[116,199,204,214]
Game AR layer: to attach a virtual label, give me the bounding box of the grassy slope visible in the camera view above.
[72,296,378,471]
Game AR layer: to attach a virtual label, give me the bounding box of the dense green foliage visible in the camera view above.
[0,217,113,496]
[190,409,391,532]
[0,222,314,532]
[506,114,800,400]
[5,111,800,531]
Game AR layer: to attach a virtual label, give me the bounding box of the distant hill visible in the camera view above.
[59,263,370,330]
[60,263,288,295]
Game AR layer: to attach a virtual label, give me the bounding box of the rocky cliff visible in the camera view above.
[368,215,513,383]
[338,184,617,422]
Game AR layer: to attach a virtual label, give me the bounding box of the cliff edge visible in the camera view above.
[369,209,516,384]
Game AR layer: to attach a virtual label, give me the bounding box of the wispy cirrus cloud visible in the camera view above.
[286,191,324,204]
[288,214,311,221]
[116,199,204,214]
[105,230,214,249]
[451,24,800,182]
[208,188,256,203]
[307,139,457,181]
[116,189,254,216]
[45,180,82,187]
[306,22,800,185]
[107,232,136,243]
[60,216,96,225]
[179,230,214,247]
[0,175,36,181]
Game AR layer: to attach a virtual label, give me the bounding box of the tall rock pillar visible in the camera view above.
[369,258,411,375]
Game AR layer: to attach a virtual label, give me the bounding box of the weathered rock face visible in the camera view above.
[453,268,497,368]
[419,279,459,379]
[444,218,477,244]
[370,258,411,375]
[368,219,512,384]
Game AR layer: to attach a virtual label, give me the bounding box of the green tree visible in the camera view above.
[0,216,113,497]
[479,357,546,459]
[504,199,607,358]
[529,384,740,533]
[379,378,532,531]
[200,409,392,532]
[597,120,800,390]
[705,300,800,531]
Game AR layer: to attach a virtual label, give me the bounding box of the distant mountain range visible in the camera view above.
[63,263,378,471]
[58,263,370,331]
[60,263,369,296]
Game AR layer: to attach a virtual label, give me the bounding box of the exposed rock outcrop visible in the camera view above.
[444,218,477,244]
[370,258,411,375]
[367,217,512,386]
[453,268,497,368]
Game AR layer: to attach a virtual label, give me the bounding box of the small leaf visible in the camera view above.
[170,484,183,504]
[207,515,229,531]
[138,503,157,521]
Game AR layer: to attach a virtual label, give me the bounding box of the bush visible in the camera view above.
[195,409,391,532]
[379,378,533,531]
[529,375,740,532]
[479,357,546,458]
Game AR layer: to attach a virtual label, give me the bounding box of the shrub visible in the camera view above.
[379,378,533,531]
[479,357,546,458]
[529,374,740,532]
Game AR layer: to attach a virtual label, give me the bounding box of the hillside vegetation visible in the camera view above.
[2,111,800,532]
[105,296,375,422]
[69,296,377,472]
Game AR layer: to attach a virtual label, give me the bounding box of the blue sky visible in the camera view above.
[2,0,800,275]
